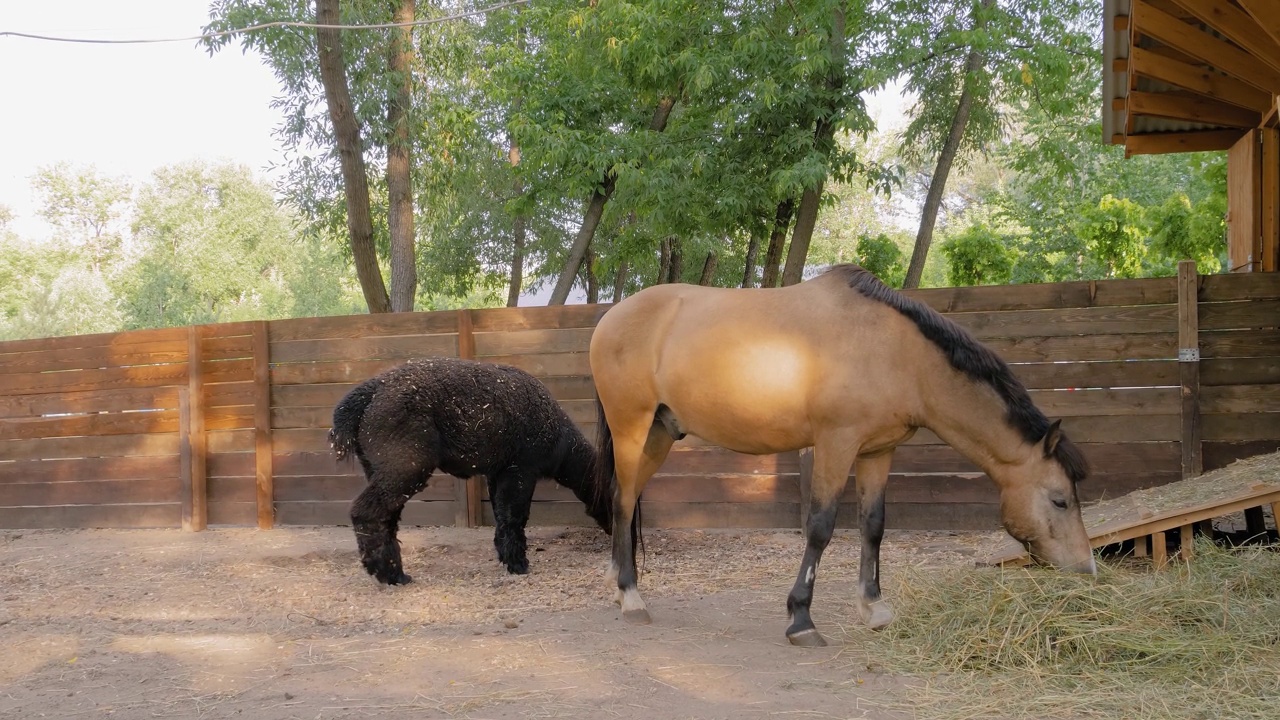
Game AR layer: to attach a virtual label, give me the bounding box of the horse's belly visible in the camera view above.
[661,344,815,454]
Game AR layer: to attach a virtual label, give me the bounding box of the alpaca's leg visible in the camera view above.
[351,466,432,585]
[492,468,539,574]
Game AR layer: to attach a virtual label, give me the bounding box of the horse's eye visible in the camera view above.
[1052,498,1069,510]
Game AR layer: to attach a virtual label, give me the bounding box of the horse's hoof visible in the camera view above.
[622,608,652,625]
[787,628,828,647]
[857,599,894,630]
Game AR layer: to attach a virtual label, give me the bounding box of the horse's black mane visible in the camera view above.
[829,264,1088,482]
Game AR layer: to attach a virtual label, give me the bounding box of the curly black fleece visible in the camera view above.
[330,357,612,584]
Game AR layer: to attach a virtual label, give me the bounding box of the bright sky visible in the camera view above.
[0,0,284,240]
[0,1,909,245]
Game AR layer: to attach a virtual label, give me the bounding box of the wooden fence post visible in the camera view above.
[454,309,485,528]
[182,326,208,531]
[1177,260,1202,480]
[252,321,274,529]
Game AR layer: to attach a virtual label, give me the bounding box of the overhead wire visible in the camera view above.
[0,0,528,45]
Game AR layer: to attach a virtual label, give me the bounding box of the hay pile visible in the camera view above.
[852,539,1280,720]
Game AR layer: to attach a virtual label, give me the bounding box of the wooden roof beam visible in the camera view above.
[1238,0,1280,48]
[1123,90,1262,127]
[1168,0,1280,75]
[1128,46,1272,113]
[1125,128,1247,156]
[1134,0,1280,94]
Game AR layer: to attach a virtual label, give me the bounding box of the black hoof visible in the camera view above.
[388,571,413,585]
[505,558,529,575]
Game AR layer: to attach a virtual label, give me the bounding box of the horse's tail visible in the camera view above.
[593,395,643,562]
[330,380,377,463]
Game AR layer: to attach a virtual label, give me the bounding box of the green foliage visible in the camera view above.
[30,163,132,272]
[940,222,1016,286]
[853,233,907,288]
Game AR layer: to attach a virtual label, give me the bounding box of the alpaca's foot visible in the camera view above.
[364,560,413,586]
[505,557,530,575]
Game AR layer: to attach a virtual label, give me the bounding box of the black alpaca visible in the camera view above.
[330,357,612,584]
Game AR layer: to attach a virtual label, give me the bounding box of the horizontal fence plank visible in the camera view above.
[983,333,1176,362]
[208,429,253,454]
[0,477,178,507]
[206,382,255,408]
[0,503,180,528]
[1200,329,1280,359]
[0,410,179,440]
[471,304,608,332]
[207,451,254,478]
[474,328,594,357]
[1,433,180,462]
[270,334,457,364]
[948,304,1177,339]
[476,352,593,378]
[207,476,257,503]
[1010,360,1178,389]
[0,338,188,375]
[0,455,180,484]
[0,386,180,419]
[270,359,414,386]
[205,406,254,431]
[1204,441,1280,470]
[208,501,258,526]
[204,358,253,384]
[1199,299,1280,331]
[1027,387,1180,416]
[1202,414,1280,442]
[905,277,1178,312]
[273,383,357,408]
[203,333,253,361]
[1202,357,1280,386]
[0,326,186,356]
[0,364,188,396]
[1199,272,1280,301]
[276,499,454,526]
[268,311,459,342]
[1200,384,1280,414]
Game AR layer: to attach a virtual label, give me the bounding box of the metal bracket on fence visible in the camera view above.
[1178,348,1200,363]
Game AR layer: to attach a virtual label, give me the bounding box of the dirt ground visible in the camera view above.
[0,524,990,720]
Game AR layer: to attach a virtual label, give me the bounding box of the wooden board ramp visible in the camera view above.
[982,451,1280,569]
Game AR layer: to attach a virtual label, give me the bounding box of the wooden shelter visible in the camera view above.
[1104,0,1280,271]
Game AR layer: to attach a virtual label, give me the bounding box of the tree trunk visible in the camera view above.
[612,259,628,302]
[315,0,391,313]
[781,7,845,287]
[657,236,672,284]
[667,236,684,283]
[742,224,764,287]
[548,96,677,304]
[698,251,718,285]
[585,244,599,303]
[781,176,826,286]
[507,212,525,307]
[760,199,795,288]
[903,0,993,290]
[386,0,416,312]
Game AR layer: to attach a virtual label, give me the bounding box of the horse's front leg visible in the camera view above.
[854,452,894,630]
[786,441,858,647]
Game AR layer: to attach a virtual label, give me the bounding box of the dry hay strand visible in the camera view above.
[851,539,1280,720]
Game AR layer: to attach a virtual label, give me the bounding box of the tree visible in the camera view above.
[385,0,418,311]
[1076,194,1146,279]
[315,0,392,313]
[31,163,132,273]
[899,0,1096,288]
[940,222,1016,286]
[853,233,907,287]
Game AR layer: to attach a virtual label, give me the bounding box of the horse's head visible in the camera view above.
[995,421,1095,575]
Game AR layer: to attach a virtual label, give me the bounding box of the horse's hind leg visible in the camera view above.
[785,438,858,647]
[608,420,674,625]
[854,452,894,630]
[490,467,539,574]
[350,456,433,585]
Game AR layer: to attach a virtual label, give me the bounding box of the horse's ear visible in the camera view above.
[1042,419,1063,457]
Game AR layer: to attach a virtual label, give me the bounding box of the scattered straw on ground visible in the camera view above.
[843,539,1280,720]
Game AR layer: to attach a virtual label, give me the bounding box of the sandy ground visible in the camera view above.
[0,524,989,720]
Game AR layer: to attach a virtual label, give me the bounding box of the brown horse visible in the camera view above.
[590,264,1095,646]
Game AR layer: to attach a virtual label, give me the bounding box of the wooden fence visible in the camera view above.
[2,264,1278,532]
